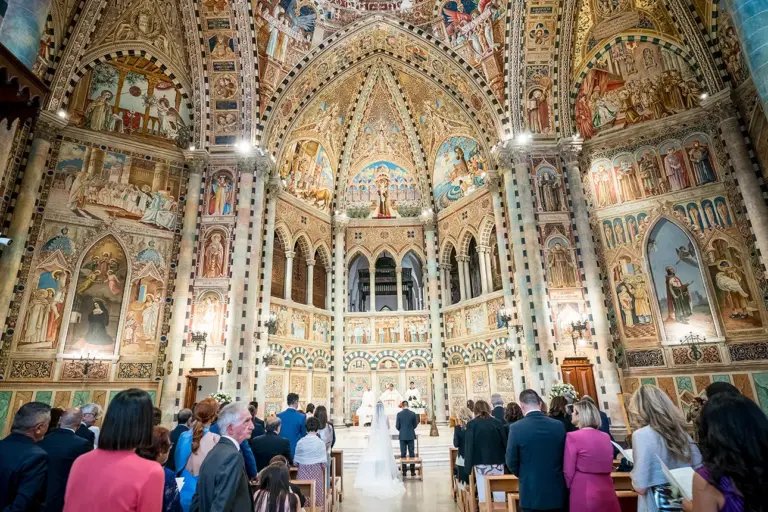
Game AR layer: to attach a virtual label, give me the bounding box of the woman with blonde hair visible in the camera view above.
[630,385,701,512]
[564,400,620,512]
[453,406,473,487]
[173,398,220,511]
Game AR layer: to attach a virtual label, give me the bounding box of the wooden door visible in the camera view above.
[561,357,598,407]
[183,376,198,410]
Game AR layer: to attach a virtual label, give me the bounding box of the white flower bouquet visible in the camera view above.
[210,391,233,404]
[547,383,579,402]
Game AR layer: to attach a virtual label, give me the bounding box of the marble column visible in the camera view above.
[422,269,429,310]
[423,215,447,422]
[332,214,349,423]
[462,258,472,298]
[477,246,489,294]
[560,141,622,420]
[440,264,451,307]
[284,251,295,300]
[325,267,332,310]
[306,259,315,306]
[487,170,525,396]
[369,264,376,312]
[255,176,282,404]
[396,266,404,311]
[0,111,66,333]
[484,251,494,292]
[162,150,207,420]
[457,259,467,301]
[705,93,768,276]
[222,157,255,396]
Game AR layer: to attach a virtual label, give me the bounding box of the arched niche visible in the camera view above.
[347,252,371,313]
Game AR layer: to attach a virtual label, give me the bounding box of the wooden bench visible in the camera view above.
[485,475,520,512]
[289,466,298,480]
[449,447,458,501]
[331,449,343,503]
[612,472,639,512]
[291,480,316,512]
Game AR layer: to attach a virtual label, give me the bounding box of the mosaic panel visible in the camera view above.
[675,376,694,394]
[657,377,677,405]
[0,392,11,433]
[713,375,731,383]
[34,391,52,405]
[732,374,755,401]
[54,391,71,409]
[312,376,328,398]
[72,391,90,408]
[751,373,768,416]
[495,369,515,393]
[694,375,712,394]
[266,373,284,399]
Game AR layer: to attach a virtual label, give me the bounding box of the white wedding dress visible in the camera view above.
[354,402,406,499]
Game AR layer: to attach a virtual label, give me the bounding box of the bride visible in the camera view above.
[354,401,406,499]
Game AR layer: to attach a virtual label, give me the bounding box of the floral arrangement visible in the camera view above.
[547,383,579,402]
[409,400,427,409]
[210,391,233,404]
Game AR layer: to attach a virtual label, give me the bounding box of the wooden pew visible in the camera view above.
[449,447,458,501]
[323,463,334,512]
[331,449,343,503]
[291,480,316,512]
[485,475,519,512]
[612,472,638,512]
[289,466,298,480]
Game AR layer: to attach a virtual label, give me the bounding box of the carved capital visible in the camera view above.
[420,213,436,231]
[34,111,67,143]
[702,89,738,123]
[395,266,403,274]
[306,259,316,267]
[183,149,209,175]
[496,144,530,168]
[333,213,349,231]
[266,175,283,196]
[557,140,582,168]
[285,250,296,259]
[486,170,502,193]
[237,156,258,174]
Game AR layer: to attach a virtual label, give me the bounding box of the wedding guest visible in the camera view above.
[704,382,740,401]
[581,395,612,436]
[64,389,164,512]
[683,393,768,512]
[250,417,293,471]
[38,408,92,512]
[491,394,505,422]
[464,400,508,504]
[210,402,257,479]
[76,403,100,446]
[294,417,327,508]
[506,389,566,511]
[253,465,301,512]
[190,403,254,511]
[548,396,577,433]
[453,406,473,488]
[315,405,335,453]
[305,403,315,418]
[268,456,306,508]
[630,385,701,512]
[153,407,163,427]
[174,398,221,511]
[0,402,50,511]
[466,399,475,414]
[504,402,523,431]
[136,426,182,512]
[249,401,266,438]
[564,400,620,512]
[166,408,193,472]
[47,407,64,435]
[277,393,307,457]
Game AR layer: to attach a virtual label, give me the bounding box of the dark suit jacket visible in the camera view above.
[165,424,189,472]
[190,437,252,512]
[250,417,265,439]
[550,413,578,433]
[395,409,419,442]
[276,408,306,457]
[37,428,92,512]
[74,424,94,446]
[249,432,292,471]
[464,417,507,468]
[0,433,48,512]
[506,411,566,510]
[492,406,505,423]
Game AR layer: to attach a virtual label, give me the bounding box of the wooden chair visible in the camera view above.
[331,449,343,503]
[291,480,316,512]
[485,475,520,512]
[449,447,458,501]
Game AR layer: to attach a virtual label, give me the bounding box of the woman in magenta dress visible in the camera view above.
[563,400,620,512]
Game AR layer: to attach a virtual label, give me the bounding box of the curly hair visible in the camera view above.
[192,398,218,454]
[504,402,523,424]
[136,426,171,462]
[698,393,768,512]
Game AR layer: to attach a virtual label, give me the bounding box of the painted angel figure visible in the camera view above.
[284,0,317,33]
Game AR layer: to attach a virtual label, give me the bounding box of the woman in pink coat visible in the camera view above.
[564,400,620,512]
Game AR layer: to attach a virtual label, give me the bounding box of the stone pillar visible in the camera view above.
[332,215,349,423]
[705,94,768,276]
[423,215,447,422]
[396,266,404,311]
[462,258,472,298]
[369,264,376,312]
[560,141,622,421]
[440,264,451,307]
[222,157,255,396]
[457,259,467,301]
[484,251,494,292]
[422,269,429,310]
[477,246,489,294]
[325,267,332,310]
[0,111,66,333]
[306,259,315,306]
[284,251,295,300]
[726,0,768,116]
[162,150,207,420]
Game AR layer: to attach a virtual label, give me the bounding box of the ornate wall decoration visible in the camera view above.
[60,360,111,380]
[9,361,54,380]
[729,342,768,362]
[117,362,153,379]
[671,345,721,365]
[626,349,665,367]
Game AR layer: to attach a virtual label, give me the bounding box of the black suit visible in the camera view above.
[464,416,507,468]
[74,424,94,446]
[249,432,292,472]
[492,406,505,423]
[166,424,189,471]
[506,411,566,512]
[395,408,419,475]
[191,437,252,512]
[250,417,265,439]
[0,433,48,512]
[37,428,92,512]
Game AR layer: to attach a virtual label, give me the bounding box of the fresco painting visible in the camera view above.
[0,0,51,68]
[279,140,334,213]
[346,161,421,219]
[433,136,486,211]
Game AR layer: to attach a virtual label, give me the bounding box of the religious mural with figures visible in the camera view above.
[433,136,487,211]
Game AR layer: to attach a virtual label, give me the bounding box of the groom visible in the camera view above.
[395,400,419,477]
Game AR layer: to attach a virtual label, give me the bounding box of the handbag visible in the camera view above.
[650,483,685,510]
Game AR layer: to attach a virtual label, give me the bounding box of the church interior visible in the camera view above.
[2,0,768,452]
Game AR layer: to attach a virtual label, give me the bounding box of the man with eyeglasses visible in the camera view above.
[75,403,101,447]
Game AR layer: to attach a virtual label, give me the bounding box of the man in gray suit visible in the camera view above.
[191,403,254,512]
[395,400,419,477]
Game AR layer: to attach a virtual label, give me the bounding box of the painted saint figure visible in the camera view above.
[663,149,688,191]
[664,266,692,324]
[547,243,577,288]
[538,171,561,211]
[204,233,225,278]
[86,91,114,132]
[715,259,750,319]
[687,140,716,185]
[86,299,114,346]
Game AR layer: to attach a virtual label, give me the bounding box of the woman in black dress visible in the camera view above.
[548,396,577,433]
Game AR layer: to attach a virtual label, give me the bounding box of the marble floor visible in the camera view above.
[340,470,455,512]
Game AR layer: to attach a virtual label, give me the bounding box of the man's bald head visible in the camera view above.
[59,408,83,430]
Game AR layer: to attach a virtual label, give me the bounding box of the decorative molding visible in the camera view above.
[117,362,154,379]
[9,360,53,380]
